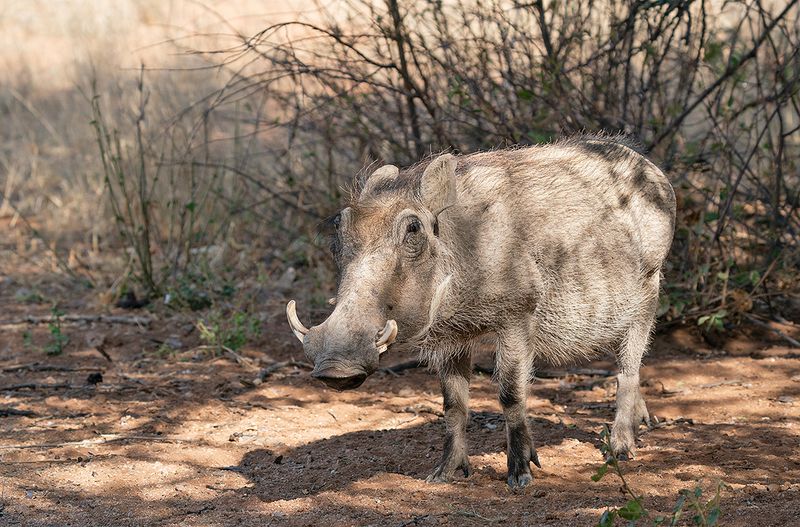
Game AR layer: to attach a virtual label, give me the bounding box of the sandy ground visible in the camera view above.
[1,285,799,527]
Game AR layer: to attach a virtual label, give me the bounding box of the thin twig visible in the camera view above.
[451,508,507,523]
[0,314,153,328]
[0,383,72,392]
[381,359,424,374]
[258,360,314,380]
[0,407,36,417]
[537,368,616,378]
[0,434,189,451]
[1,364,102,373]
[743,314,800,348]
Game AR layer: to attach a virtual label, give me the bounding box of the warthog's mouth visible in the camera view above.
[311,365,369,391]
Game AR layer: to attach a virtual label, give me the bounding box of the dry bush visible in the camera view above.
[184,0,800,326]
[0,1,319,304]
[2,1,798,328]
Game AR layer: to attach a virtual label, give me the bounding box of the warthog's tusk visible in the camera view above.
[327,297,337,306]
[286,300,309,343]
[375,319,398,354]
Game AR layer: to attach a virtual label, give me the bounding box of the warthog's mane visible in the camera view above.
[349,131,650,204]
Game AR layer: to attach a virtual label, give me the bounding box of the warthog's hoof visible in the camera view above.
[507,472,533,489]
[506,444,541,489]
[606,451,631,463]
[426,452,472,483]
[610,393,650,459]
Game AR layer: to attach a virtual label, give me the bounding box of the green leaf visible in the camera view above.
[670,494,686,526]
[592,463,609,482]
[707,507,720,525]
[704,41,723,63]
[517,89,534,101]
[598,509,616,527]
[526,130,552,144]
[618,499,643,520]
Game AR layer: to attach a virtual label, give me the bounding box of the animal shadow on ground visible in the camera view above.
[234,412,600,504]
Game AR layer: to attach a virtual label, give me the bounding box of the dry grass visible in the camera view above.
[0,0,331,303]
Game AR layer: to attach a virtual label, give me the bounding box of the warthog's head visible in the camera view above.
[287,154,457,390]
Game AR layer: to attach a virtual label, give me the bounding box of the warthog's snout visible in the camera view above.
[286,300,398,390]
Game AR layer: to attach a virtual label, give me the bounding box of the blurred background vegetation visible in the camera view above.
[1,0,798,342]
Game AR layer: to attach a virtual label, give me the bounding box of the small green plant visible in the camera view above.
[697,309,727,332]
[162,269,239,311]
[197,310,261,355]
[14,288,44,304]
[22,330,33,349]
[593,427,646,526]
[155,342,177,360]
[663,482,726,527]
[165,279,213,311]
[592,426,726,526]
[44,306,69,356]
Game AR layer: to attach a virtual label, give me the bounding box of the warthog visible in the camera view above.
[287,135,676,487]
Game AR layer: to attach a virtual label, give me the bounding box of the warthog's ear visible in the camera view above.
[420,154,457,215]
[360,164,399,196]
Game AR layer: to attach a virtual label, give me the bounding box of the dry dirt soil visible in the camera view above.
[1,283,800,526]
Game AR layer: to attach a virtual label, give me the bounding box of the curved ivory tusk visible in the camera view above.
[327,297,337,306]
[286,300,309,343]
[375,319,398,354]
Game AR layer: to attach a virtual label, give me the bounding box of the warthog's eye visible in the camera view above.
[333,214,341,229]
[403,217,426,257]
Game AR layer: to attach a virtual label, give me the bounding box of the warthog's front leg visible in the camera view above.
[427,348,472,483]
[497,326,540,488]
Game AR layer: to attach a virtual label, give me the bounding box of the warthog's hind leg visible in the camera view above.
[610,277,658,459]
[427,346,473,483]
